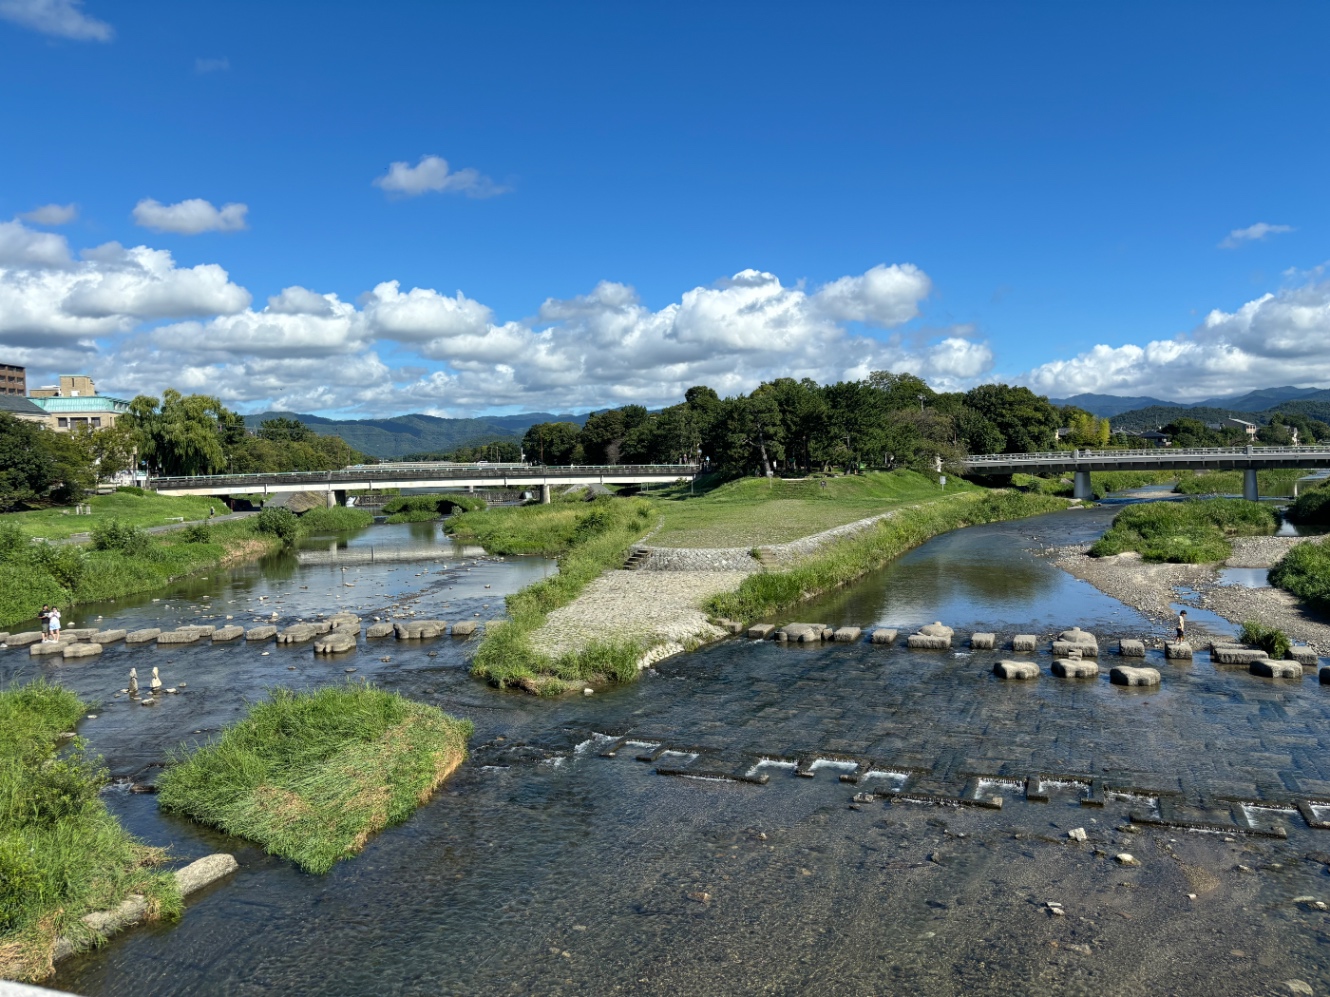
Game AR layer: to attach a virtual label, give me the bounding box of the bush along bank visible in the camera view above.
[1088,498,1277,563]
[0,681,181,982]
[157,685,471,875]
[1270,539,1330,610]
[449,498,657,694]
[704,491,1068,623]
[382,493,486,524]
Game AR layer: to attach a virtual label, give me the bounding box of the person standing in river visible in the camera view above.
[1175,609,1187,644]
[39,604,51,640]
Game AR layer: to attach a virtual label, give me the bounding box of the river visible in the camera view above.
[9,509,1330,995]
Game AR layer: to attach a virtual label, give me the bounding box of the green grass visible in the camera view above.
[1270,539,1330,610]
[1089,498,1277,563]
[382,493,486,524]
[157,685,472,875]
[0,680,180,982]
[1287,481,1330,525]
[649,470,971,549]
[705,491,1067,621]
[1,490,220,541]
[1013,470,1186,499]
[295,506,374,533]
[451,498,657,691]
[1238,620,1292,660]
[1173,468,1308,496]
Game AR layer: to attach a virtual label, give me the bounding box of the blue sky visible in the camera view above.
[2,1,1327,415]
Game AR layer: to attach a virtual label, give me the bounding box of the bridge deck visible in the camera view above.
[961,446,1330,475]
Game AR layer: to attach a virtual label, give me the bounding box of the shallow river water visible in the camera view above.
[11,511,1330,995]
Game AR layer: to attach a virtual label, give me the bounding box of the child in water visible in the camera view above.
[1175,609,1187,644]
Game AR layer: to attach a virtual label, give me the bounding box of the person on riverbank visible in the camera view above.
[46,607,61,642]
[1175,609,1187,644]
[39,604,51,639]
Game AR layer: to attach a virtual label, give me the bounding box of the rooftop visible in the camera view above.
[0,395,47,416]
[28,395,131,414]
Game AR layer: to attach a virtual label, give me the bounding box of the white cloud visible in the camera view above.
[19,203,78,225]
[373,155,507,198]
[0,0,111,41]
[195,56,229,74]
[0,219,72,267]
[812,263,933,327]
[1219,222,1294,249]
[1023,277,1330,401]
[133,198,249,235]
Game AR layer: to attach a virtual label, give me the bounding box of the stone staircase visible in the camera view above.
[622,547,652,571]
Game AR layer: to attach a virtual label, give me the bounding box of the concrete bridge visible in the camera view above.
[961,446,1330,499]
[146,463,701,505]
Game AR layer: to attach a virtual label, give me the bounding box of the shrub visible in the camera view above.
[114,485,146,496]
[255,506,299,545]
[90,519,153,557]
[27,542,86,590]
[180,522,213,543]
[1270,539,1330,610]
[1239,620,1292,660]
[1287,483,1330,525]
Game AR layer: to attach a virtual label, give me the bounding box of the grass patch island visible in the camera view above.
[157,685,472,875]
[1089,498,1277,563]
[0,681,180,982]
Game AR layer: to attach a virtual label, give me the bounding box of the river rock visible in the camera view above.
[779,623,824,641]
[277,623,322,644]
[328,613,361,629]
[1164,642,1193,660]
[1053,639,1099,657]
[1053,658,1099,678]
[1118,639,1145,657]
[310,620,333,635]
[0,632,8,644]
[1212,646,1268,665]
[65,627,99,640]
[451,621,478,637]
[799,629,824,644]
[31,641,71,656]
[6,631,45,647]
[63,642,103,659]
[395,620,448,639]
[1110,666,1161,687]
[970,632,996,650]
[366,622,396,638]
[1252,659,1303,679]
[1288,647,1319,667]
[833,627,862,643]
[91,629,127,643]
[174,853,239,895]
[125,628,162,644]
[313,631,356,654]
[994,660,1039,680]
[747,624,776,639]
[907,634,951,649]
[212,625,245,641]
[331,620,361,636]
[1011,634,1037,652]
[245,625,278,641]
[157,630,201,645]
[870,628,898,645]
[1060,627,1096,642]
[919,622,954,639]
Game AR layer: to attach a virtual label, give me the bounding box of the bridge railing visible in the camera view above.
[963,445,1330,465]
[146,464,702,489]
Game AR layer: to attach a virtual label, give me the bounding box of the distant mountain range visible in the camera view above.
[1050,386,1330,420]
[242,410,588,458]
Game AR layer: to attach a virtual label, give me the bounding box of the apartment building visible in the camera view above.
[0,362,26,396]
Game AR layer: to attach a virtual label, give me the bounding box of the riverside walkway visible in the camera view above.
[962,445,1330,499]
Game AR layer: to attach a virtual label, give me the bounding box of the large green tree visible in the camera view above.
[0,414,54,510]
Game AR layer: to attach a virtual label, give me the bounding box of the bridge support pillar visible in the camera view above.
[541,484,552,505]
[326,489,336,508]
[1073,470,1093,500]
[1243,468,1259,502]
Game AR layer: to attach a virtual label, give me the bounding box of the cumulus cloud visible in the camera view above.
[1219,222,1294,249]
[0,0,111,41]
[194,56,229,73]
[373,155,507,198]
[1023,277,1330,401]
[133,198,249,235]
[19,203,78,225]
[812,263,933,327]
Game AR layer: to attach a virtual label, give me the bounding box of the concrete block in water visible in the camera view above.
[1164,642,1193,660]
[778,623,825,641]
[1289,647,1319,667]
[799,630,823,644]
[157,630,201,645]
[919,622,954,639]
[1118,639,1146,658]
[365,622,395,638]
[0,632,7,644]
[212,625,245,641]
[1110,666,1161,687]
[1011,634,1037,652]
[174,853,239,895]
[1252,659,1302,679]
[6,631,45,647]
[870,628,898,645]
[245,625,278,641]
[328,613,361,629]
[125,628,162,644]
[451,621,478,637]
[833,627,862,643]
[65,627,99,640]
[91,629,127,643]
[277,623,322,644]
[1212,646,1268,665]
[331,621,361,637]
[63,642,103,659]
[395,620,448,639]
[176,625,215,638]
[1052,640,1099,657]
[31,641,71,656]
[313,631,356,654]
[907,633,951,649]
[970,632,996,650]
[1053,658,1099,678]
[747,624,776,639]
[1059,627,1096,643]
[994,660,1039,680]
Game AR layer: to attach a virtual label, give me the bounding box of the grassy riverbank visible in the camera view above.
[1270,539,1330,610]
[157,685,471,875]
[449,498,656,690]
[1012,470,1184,498]
[705,491,1067,621]
[382,493,486,523]
[3,490,220,541]
[1089,498,1277,563]
[1173,468,1306,496]
[0,681,180,982]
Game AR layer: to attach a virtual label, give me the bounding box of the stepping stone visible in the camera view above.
[1053,658,1099,678]
[64,628,99,640]
[1251,659,1302,679]
[970,633,996,650]
[799,630,824,644]
[833,627,862,643]
[1164,642,1193,660]
[277,623,322,644]
[6,632,45,647]
[395,620,447,639]
[918,622,954,639]
[63,642,103,659]
[747,624,776,639]
[176,625,215,638]
[125,629,162,644]
[331,621,361,636]
[212,625,245,641]
[1110,666,1161,687]
[994,660,1039,680]
[328,613,361,629]
[245,625,278,641]
[313,631,356,654]
[1059,627,1096,642]
[1118,639,1145,657]
[365,622,395,638]
[907,634,951,649]
[91,629,127,643]
[1011,634,1037,652]
[451,621,478,637]
[1053,640,1099,657]
[1289,647,1319,667]
[157,630,200,644]
[30,642,71,656]
[870,628,898,645]
[0,632,8,644]
[1212,646,1267,665]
